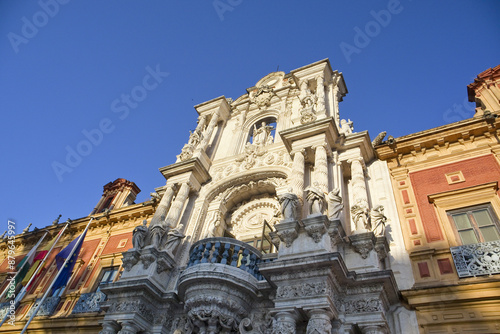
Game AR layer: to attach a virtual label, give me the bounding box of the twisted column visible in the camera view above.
[165,182,191,227]
[290,149,306,203]
[149,184,176,228]
[313,143,329,194]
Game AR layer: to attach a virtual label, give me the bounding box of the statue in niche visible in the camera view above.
[132,220,148,249]
[278,190,300,220]
[165,224,186,253]
[351,204,370,231]
[327,188,343,220]
[305,183,325,215]
[252,121,274,146]
[340,119,354,134]
[370,205,387,237]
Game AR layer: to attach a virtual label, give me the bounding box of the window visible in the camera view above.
[96,266,120,291]
[448,204,500,245]
[242,220,275,254]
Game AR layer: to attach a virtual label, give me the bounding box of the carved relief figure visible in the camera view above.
[327,188,343,220]
[305,183,325,215]
[165,224,186,253]
[351,204,370,231]
[370,205,387,237]
[188,129,203,147]
[132,219,148,249]
[278,190,300,221]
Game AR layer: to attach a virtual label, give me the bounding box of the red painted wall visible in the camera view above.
[410,154,500,243]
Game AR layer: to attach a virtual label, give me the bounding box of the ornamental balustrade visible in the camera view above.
[72,290,106,314]
[450,240,500,278]
[25,296,60,317]
[187,237,267,280]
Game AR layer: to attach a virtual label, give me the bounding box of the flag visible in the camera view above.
[50,230,87,295]
[6,233,46,298]
[22,229,64,288]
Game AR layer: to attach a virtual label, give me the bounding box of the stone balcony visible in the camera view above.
[450,240,500,278]
[178,237,268,333]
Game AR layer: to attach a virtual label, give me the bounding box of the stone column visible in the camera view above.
[272,312,297,334]
[199,110,220,151]
[99,321,120,334]
[313,143,329,194]
[349,157,368,209]
[149,184,176,228]
[290,149,306,203]
[196,114,207,133]
[316,75,325,113]
[306,309,332,334]
[333,85,340,129]
[165,182,191,227]
[117,321,140,334]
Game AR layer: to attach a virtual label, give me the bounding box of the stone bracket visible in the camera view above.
[302,215,330,243]
[274,220,300,247]
[349,232,376,259]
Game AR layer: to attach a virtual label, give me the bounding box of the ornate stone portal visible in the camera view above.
[100,60,417,333]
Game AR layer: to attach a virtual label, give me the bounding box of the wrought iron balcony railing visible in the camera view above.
[186,237,266,280]
[72,290,106,314]
[450,240,500,278]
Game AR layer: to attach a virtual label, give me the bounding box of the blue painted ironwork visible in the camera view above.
[187,237,265,280]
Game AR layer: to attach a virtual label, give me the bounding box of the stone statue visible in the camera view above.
[351,204,370,231]
[132,220,148,249]
[370,205,387,237]
[205,216,221,238]
[327,188,343,220]
[165,224,186,253]
[150,224,168,249]
[52,214,62,225]
[278,190,300,220]
[340,119,353,134]
[305,183,325,215]
[22,223,32,234]
[252,121,274,146]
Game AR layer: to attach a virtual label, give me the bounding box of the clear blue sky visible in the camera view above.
[1,1,499,233]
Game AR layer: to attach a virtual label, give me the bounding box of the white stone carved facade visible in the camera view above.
[101,59,418,333]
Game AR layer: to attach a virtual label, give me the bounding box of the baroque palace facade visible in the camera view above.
[0,60,499,334]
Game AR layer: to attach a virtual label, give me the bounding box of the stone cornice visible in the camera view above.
[375,116,500,161]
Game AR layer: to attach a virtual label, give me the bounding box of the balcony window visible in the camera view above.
[96,266,120,291]
[448,204,500,245]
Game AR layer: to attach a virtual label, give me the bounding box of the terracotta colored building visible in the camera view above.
[0,178,154,333]
[375,65,500,333]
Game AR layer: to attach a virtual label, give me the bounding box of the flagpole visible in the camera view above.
[0,224,70,327]
[0,231,48,301]
[19,218,94,334]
